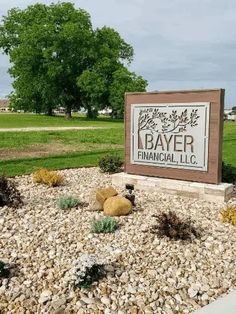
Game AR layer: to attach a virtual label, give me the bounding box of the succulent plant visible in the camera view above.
[57,196,80,209]
[91,217,118,234]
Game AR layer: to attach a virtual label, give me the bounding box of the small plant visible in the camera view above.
[73,254,106,289]
[0,175,22,208]
[0,261,10,278]
[57,196,80,209]
[151,211,198,240]
[33,168,64,187]
[221,204,236,227]
[91,217,119,234]
[98,155,123,174]
[222,162,236,184]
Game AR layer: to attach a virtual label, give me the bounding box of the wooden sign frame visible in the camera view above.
[124,89,224,184]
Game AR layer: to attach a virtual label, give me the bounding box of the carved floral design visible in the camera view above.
[138,107,200,134]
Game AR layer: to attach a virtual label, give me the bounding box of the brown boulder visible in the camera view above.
[96,186,118,206]
[103,196,132,216]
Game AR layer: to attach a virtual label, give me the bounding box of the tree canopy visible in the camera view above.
[0,2,147,118]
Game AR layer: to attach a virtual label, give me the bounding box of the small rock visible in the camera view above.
[188,286,199,298]
[144,305,153,313]
[147,269,157,277]
[201,284,210,292]
[76,300,85,309]
[51,297,67,310]
[80,297,94,304]
[201,293,209,301]
[38,290,52,304]
[119,272,129,283]
[127,286,136,294]
[175,294,182,303]
[130,307,138,314]
[101,296,111,305]
[52,308,65,314]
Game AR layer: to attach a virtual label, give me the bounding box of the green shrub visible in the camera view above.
[151,211,199,241]
[98,155,123,173]
[57,196,80,209]
[0,261,10,278]
[0,175,22,208]
[222,162,236,183]
[91,217,118,233]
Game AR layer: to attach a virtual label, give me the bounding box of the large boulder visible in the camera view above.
[96,187,118,206]
[88,198,103,211]
[103,196,132,216]
[88,189,103,211]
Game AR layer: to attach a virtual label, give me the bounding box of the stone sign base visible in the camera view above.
[112,173,234,203]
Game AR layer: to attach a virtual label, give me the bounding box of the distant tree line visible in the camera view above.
[0,2,147,118]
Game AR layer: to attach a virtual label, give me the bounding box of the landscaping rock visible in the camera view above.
[96,186,118,206]
[103,196,132,216]
[1,167,235,314]
[88,190,103,211]
[38,290,52,304]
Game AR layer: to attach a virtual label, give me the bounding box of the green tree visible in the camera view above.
[77,27,135,118]
[0,2,93,116]
[0,3,147,118]
[109,67,147,118]
[77,70,106,118]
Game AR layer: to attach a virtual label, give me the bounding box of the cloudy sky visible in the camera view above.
[0,0,236,108]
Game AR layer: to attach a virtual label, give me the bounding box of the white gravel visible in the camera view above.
[0,167,236,314]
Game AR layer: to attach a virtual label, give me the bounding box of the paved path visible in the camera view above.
[0,126,107,132]
[193,291,236,314]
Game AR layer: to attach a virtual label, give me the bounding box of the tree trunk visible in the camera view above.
[47,106,53,116]
[65,104,72,119]
[87,107,98,119]
[86,104,98,118]
[87,106,93,119]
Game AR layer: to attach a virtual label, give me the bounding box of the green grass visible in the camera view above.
[0,128,124,149]
[0,113,123,128]
[0,149,124,177]
[0,119,235,177]
[0,127,124,177]
[223,122,236,169]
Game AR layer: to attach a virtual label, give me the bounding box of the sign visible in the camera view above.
[125,89,224,184]
[131,102,210,171]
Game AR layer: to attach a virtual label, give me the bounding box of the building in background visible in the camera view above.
[0,99,10,112]
[224,108,236,121]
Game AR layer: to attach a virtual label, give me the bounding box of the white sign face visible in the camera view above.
[131,102,210,171]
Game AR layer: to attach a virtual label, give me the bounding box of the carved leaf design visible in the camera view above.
[138,108,200,133]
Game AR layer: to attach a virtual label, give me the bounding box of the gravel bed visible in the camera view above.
[0,167,236,314]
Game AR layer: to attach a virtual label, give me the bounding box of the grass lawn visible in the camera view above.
[0,128,124,176]
[0,119,235,177]
[0,113,123,128]
[0,129,123,149]
[0,149,124,177]
[223,121,236,168]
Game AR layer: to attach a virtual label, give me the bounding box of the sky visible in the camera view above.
[0,0,236,108]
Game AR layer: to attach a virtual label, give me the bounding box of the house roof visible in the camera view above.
[0,100,9,109]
